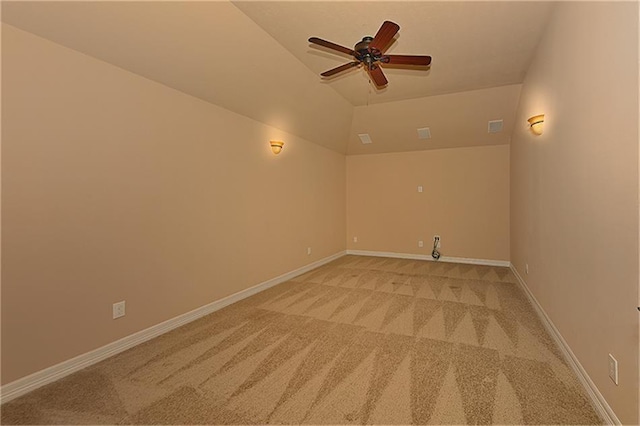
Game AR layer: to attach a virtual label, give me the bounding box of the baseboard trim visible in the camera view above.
[509,264,620,425]
[346,249,510,267]
[0,250,347,404]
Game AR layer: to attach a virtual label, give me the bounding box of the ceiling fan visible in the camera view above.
[308,21,432,88]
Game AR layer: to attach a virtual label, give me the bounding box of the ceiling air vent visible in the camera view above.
[417,127,432,140]
[488,120,504,133]
[358,133,373,144]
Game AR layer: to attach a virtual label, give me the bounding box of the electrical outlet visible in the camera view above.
[418,240,424,248]
[608,354,619,385]
[525,263,529,275]
[417,185,423,193]
[353,236,358,243]
[434,235,441,249]
[113,301,125,319]
[307,247,312,255]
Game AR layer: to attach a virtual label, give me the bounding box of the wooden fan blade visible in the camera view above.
[384,55,432,66]
[369,21,400,52]
[309,37,355,56]
[367,65,388,87]
[321,62,360,77]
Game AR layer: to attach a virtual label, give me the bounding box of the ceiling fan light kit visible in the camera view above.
[309,21,431,88]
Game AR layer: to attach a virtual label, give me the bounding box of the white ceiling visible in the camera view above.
[2,1,555,154]
[346,84,521,155]
[234,1,554,106]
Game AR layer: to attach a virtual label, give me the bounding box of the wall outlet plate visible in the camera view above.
[418,240,424,248]
[113,301,125,319]
[608,353,618,385]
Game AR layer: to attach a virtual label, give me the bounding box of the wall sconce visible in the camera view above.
[270,140,284,155]
[527,114,545,135]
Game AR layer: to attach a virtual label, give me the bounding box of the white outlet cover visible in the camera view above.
[113,301,126,319]
[418,240,424,248]
[608,354,619,385]
[307,247,312,255]
[417,185,423,193]
[353,237,358,242]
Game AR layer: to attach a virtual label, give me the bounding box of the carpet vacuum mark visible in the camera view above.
[1,255,602,425]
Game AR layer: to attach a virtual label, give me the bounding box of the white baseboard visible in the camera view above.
[346,249,510,267]
[0,250,347,404]
[509,264,620,425]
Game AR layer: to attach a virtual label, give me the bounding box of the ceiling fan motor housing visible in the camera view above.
[355,36,384,69]
[354,36,373,53]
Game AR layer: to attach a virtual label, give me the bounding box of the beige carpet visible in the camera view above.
[1,255,602,425]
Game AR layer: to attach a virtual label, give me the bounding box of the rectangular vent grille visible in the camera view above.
[488,120,504,133]
[417,127,432,140]
[358,133,373,144]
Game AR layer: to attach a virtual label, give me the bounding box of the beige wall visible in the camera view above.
[346,145,509,261]
[1,24,346,384]
[510,2,639,423]
[2,1,355,154]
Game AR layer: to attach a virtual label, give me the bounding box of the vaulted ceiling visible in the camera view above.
[1,1,554,154]
[235,1,553,106]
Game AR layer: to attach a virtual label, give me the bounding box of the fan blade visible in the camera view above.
[383,55,432,66]
[367,64,388,87]
[369,21,400,52]
[309,37,355,56]
[321,62,360,77]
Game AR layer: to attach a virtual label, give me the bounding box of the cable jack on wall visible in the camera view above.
[432,235,441,260]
